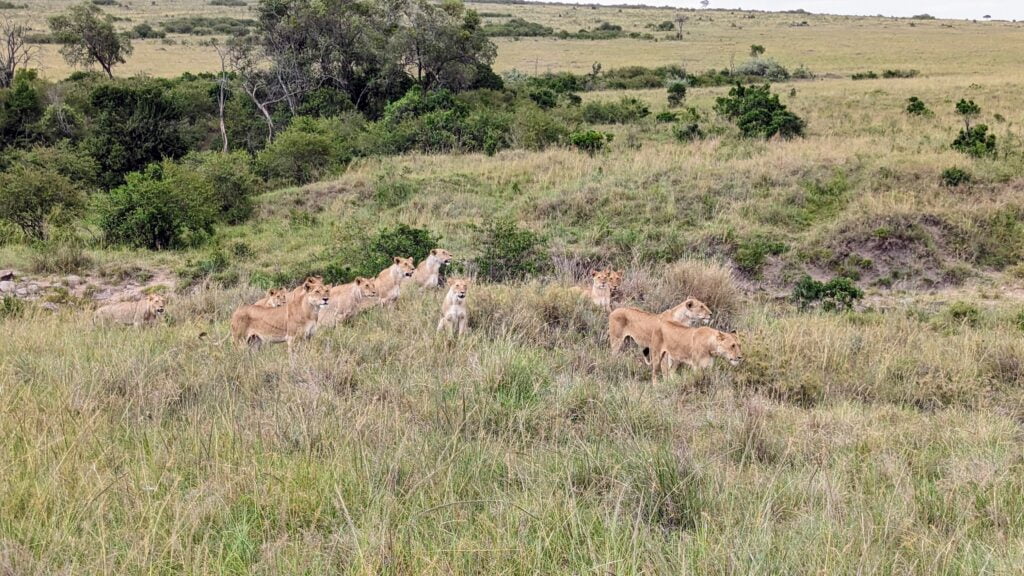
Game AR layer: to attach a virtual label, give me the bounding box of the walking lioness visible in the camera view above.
[608,298,713,363]
[437,278,469,336]
[94,294,166,326]
[412,248,453,288]
[318,277,377,327]
[230,282,330,351]
[649,323,743,384]
[375,257,415,306]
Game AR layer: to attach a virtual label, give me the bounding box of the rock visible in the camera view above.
[0,270,13,281]
[14,288,27,297]
[0,280,13,294]
[41,302,59,312]
[25,283,41,295]
[65,275,83,288]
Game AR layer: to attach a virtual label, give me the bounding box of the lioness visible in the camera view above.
[572,269,613,312]
[608,297,713,361]
[649,323,743,384]
[437,278,469,336]
[253,288,288,308]
[606,268,624,298]
[319,277,377,327]
[230,282,330,352]
[95,294,167,326]
[412,248,453,288]
[375,256,415,306]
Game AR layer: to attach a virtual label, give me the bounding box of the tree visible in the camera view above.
[392,0,496,91]
[48,2,132,79]
[674,13,687,40]
[0,69,43,147]
[1,16,36,89]
[0,161,85,239]
[955,98,981,130]
[211,40,230,152]
[750,44,765,57]
[224,37,311,144]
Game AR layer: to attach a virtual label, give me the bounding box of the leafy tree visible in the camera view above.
[0,69,43,147]
[85,81,187,188]
[569,129,613,155]
[0,161,85,239]
[392,0,497,91]
[666,81,686,107]
[749,44,765,57]
[48,2,133,79]
[792,275,863,311]
[952,125,996,158]
[714,83,805,139]
[955,98,981,130]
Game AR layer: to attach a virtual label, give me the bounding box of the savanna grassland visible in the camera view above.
[3,1,1024,574]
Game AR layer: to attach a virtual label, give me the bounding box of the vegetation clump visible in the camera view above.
[792,275,864,311]
[714,83,805,139]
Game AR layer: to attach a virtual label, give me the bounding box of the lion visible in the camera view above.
[412,248,453,288]
[608,298,713,363]
[94,294,166,326]
[571,269,613,312]
[649,323,743,384]
[319,277,378,327]
[230,281,330,352]
[606,268,624,297]
[253,288,288,308]
[375,256,415,306]
[436,278,469,336]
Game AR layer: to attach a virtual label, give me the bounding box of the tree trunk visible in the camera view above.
[218,80,229,153]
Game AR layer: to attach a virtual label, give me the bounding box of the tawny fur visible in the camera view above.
[230,283,330,352]
[436,279,469,336]
[608,298,713,363]
[649,323,743,384]
[411,248,452,288]
[318,277,377,327]
[571,269,613,312]
[375,257,415,306]
[94,294,166,326]
[253,289,287,308]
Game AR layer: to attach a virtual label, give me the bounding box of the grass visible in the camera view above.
[4,1,1024,573]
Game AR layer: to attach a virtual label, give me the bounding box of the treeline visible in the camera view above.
[482,18,657,40]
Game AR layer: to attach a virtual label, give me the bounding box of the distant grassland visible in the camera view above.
[8,0,1024,78]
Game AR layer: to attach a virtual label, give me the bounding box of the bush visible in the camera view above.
[943,301,981,327]
[0,144,100,190]
[733,236,788,276]
[581,97,650,124]
[97,161,217,250]
[941,167,971,187]
[257,115,357,185]
[482,17,553,37]
[666,81,686,107]
[476,219,549,282]
[714,83,805,139]
[182,151,261,224]
[528,88,558,109]
[129,23,165,39]
[906,96,930,116]
[734,58,790,81]
[373,171,416,208]
[951,125,996,157]
[851,71,878,80]
[882,69,919,78]
[672,122,704,142]
[569,130,613,155]
[0,162,85,239]
[792,275,864,311]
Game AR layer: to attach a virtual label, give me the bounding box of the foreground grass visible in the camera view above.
[2,282,1023,574]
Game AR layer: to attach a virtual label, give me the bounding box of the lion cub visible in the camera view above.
[319,277,377,327]
[231,281,330,352]
[649,323,743,384]
[412,248,453,288]
[436,278,469,336]
[375,256,415,306]
[572,269,614,312]
[94,294,166,326]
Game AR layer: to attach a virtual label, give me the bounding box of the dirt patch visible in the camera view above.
[0,268,177,310]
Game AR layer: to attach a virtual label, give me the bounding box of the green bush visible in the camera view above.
[581,97,650,124]
[940,167,971,187]
[482,17,553,37]
[257,115,357,185]
[318,224,439,284]
[851,71,879,80]
[655,111,678,123]
[666,81,686,107]
[97,161,217,250]
[734,58,790,81]
[528,88,558,109]
[0,70,44,148]
[0,162,85,239]
[0,144,100,190]
[943,301,981,327]
[476,218,549,282]
[906,96,930,116]
[882,69,919,79]
[569,130,613,155]
[672,122,704,142]
[714,83,805,139]
[792,275,864,311]
[373,172,416,208]
[951,125,996,158]
[182,151,261,224]
[734,236,788,276]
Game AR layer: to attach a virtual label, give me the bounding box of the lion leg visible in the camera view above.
[437,317,446,332]
[457,316,467,336]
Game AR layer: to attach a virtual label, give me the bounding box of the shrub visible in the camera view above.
[0,70,44,147]
[0,144,99,190]
[209,0,247,5]
[666,81,686,107]
[734,58,790,81]
[792,275,864,311]
[655,111,678,123]
[906,96,930,116]
[476,219,549,282]
[672,122,704,142]
[951,125,996,158]
[943,301,981,327]
[791,65,814,79]
[0,162,85,239]
[528,88,558,109]
[955,98,981,129]
[569,130,613,155]
[882,69,919,78]
[256,115,356,185]
[733,236,788,276]
[129,23,165,39]
[316,224,439,284]
[940,167,971,187]
[750,44,766,57]
[581,97,650,124]
[97,161,217,250]
[182,151,261,224]
[851,71,878,80]
[482,17,553,37]
[714,83,805,139]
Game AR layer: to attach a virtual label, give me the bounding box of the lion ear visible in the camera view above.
[393,256,401,264]
[686,300,694,309]
[716,331,727,341]
[431,249,439,256]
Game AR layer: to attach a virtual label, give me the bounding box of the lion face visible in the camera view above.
[394,256,415,277]
[449,279,469,301]
[305,283,330,308]
[591,269,610,290]
[301,276,324,292]
[675,298,712,325]
[431,249,453,265]
[265,289,287,307]
[147,294,167,314]
[606,269,624,294]
[356,277,378,298]
[714,331,743,366]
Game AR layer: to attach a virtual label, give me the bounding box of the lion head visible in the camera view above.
[355,277,378,299]
[712,330,743,366]
[431,248,453,265]
[394,256,415,278]
[448,278,469,301]
[304,282,330,309]
[146,294,167,315]
[671,298,713,326]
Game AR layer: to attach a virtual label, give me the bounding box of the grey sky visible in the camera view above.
[561,1,1024,20]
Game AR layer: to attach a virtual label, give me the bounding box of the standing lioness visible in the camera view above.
[412,248,453,288]
[649,322,743,384]
[231,282,330,352]
[609,298,713,363]
[437,279,469,336]
[94,294,166,326]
